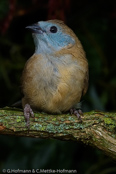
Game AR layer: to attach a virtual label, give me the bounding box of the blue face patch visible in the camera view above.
[33,21,75,54]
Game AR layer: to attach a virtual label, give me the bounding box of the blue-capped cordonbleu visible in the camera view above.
[21,20,89,127]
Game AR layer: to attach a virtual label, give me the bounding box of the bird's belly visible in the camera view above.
[23,71,82,114]
[22,54,84,113]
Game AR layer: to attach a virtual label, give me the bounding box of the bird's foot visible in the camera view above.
[70,108,83,122]
[24,104,34,128]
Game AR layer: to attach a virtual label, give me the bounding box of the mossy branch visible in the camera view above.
[0,107,116,160]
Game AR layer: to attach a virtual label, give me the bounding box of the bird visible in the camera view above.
[21,19,89,128]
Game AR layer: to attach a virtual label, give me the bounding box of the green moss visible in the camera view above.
[35,117,41,121]
[103,117,116,131]
[60,117,65,121]
[103,118,115,125]
[88,110,97,115]
[16,116,22,122]
[41,126,46,131]
[52,118,57,121]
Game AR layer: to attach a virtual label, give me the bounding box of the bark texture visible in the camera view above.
[0,107,116,160]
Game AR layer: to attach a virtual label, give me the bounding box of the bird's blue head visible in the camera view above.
[26,20,75,54]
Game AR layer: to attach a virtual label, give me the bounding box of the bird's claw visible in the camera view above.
[70,108,83,122]
[24,104,34,128]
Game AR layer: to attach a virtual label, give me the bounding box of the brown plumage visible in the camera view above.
[21,20,88,127]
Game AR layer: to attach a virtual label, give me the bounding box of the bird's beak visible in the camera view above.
[26,23,44,34]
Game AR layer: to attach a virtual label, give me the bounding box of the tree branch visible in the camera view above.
[0,107,116,160]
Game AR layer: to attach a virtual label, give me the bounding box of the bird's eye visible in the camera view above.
[50,26,57,33]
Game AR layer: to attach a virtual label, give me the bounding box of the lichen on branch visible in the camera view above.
[0,107,116,160]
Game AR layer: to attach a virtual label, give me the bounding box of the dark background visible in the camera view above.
[0,0,116,173]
